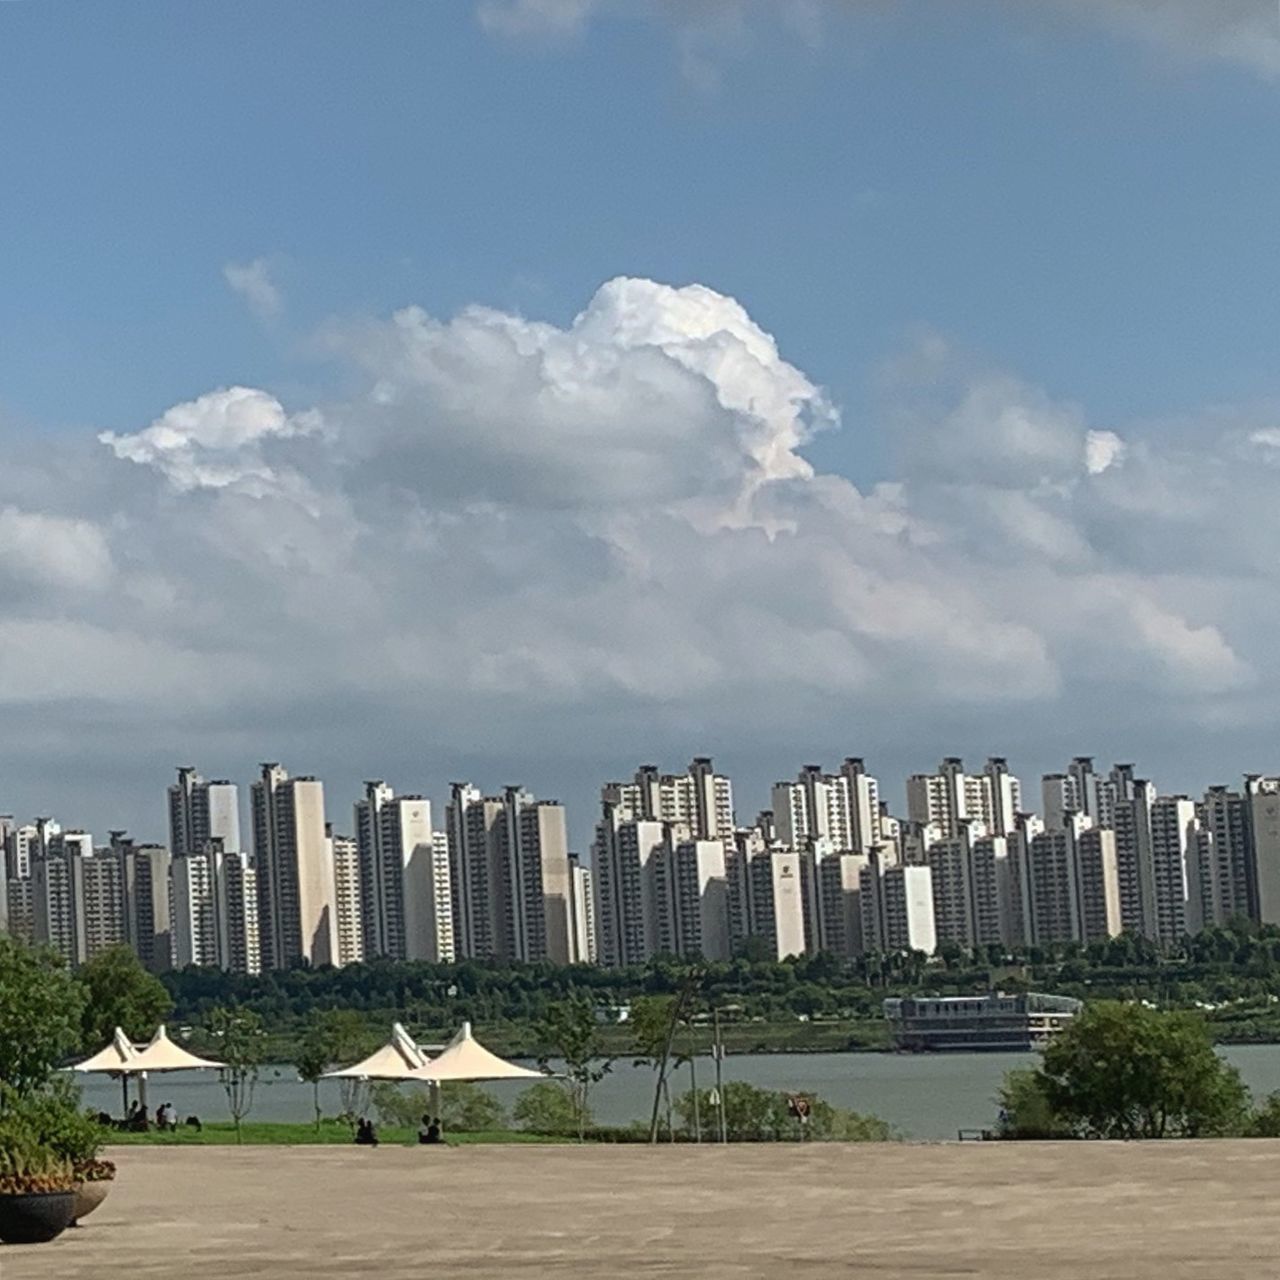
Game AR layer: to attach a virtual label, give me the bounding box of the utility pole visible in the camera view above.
[713,1005,727,1144]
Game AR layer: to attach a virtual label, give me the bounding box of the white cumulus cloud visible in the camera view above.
[4,274,1278,834]
[223,258,283,320]
[99,386,319,495]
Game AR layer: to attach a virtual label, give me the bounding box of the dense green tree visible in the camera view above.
[0,936,85,1096]
[77,944,173,1049]
[1035,1002,1249,1139]
[439,1082,505,1132]
[995,1068,1071,1139]
[513,1081,580,1135]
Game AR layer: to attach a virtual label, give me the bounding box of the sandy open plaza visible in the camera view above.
[3,1141,1280,1278]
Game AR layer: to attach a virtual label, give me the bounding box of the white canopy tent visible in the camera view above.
[125,1025,224,1112]
[410,1022,547,1129]
[73,1024,223,1115]
[321,1022,430,1081]
[72,1026,140,1115]
[410,1022,544,1083]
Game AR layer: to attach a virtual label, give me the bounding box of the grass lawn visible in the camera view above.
[107,1120,570,1146]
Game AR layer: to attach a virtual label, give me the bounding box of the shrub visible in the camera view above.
[513,1081,581,1135]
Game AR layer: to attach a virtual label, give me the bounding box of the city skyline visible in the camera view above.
[8,753,1280,983]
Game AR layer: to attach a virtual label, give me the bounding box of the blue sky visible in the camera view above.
[3,0,1280,841]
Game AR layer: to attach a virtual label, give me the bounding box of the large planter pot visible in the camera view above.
[71,1179,112,1224]
[0,1191,76,1245]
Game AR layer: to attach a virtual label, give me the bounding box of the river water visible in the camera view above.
[76,1044,1280,1139]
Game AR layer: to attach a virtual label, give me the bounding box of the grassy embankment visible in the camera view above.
[108,1121,568,1146]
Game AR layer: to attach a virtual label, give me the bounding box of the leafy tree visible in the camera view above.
[1246,1091,1280,1137]
[439,1082,505,1132]
[77,944,172,1049]
[0,1077,103,1164]
[630,994,680,1142]
[1035,1002,1249,1139]
[536,995,611,1140]
[995,1067,1071,1139]
[208,1006,265,1143]
[317,1009,374,1124]
[513,1080,580,1135]
[370,1082,430,1129]
[0,936,85,1096]
[294,1021,332,1132]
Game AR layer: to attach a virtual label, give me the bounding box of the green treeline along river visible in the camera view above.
[75,1045,1280,1140]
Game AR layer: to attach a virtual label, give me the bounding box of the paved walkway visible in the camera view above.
[4,1141,1280,1278]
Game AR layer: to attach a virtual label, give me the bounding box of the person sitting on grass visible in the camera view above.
[417,1114,442,1145]
[355,1118,379,1147]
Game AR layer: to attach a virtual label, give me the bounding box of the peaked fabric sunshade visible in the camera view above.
[323,1022,430,1080]
[128,1025,224,1073]
[410,1022,545,1083]
[72,1026,140,1074]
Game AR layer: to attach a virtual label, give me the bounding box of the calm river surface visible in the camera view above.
[76,1044,1280,1139]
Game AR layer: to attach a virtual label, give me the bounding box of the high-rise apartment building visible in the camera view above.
[503,787,572,964]
[218,849,261,975]
[726,830,808,960]
[1017,816,1121,947]
[592,805,667,967]
[609,759,735,842]
[1199,785,1253,924]
[354,783,451,962]
[169,768,241,858]
[1111,775,1156,938]
[983,758,1022,837]
[567,853,596,964]
[111,833,173,974]
[446,784,569,964]
[172,852,218,968]
[906,758,992,840]
[860,852,936,955]
[1247,777,1280,925]
[327,828,364,968]
[1149,796,1198,946]
[251,765,336,970]
[653,836,730,961]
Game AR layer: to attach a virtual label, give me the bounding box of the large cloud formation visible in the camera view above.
[1,275,1275,833]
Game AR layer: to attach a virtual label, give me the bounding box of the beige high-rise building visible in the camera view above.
[1247,777,1280,926]
[111,833,173,974]
[172,852,218,968]
[355,784,452,962]
[593,805,668,967]
[726,832,808,960]
[654,836,730,961]
[446,783,570,964]
[906,758,992,840]
[1016,816,1121,947]
[859,853,935,955]
[1199,785,1252,925]
[610,759,735,843]
[567,853,596,964]
[1148,796,1199,947]
[327,828,364,968]
[218,850,261,975]
[251,764,336,970]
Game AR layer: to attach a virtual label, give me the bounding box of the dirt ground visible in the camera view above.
[3,1140,1278,1279]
